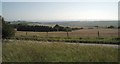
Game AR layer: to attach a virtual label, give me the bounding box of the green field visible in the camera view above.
[2,40,118,62]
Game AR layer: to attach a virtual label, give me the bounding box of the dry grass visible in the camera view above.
[15,29,118,38]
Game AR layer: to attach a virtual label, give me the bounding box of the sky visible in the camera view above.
[118,2,120,20]
[1,0,120,2]
[0,2,2,15]
[2,1,119,21]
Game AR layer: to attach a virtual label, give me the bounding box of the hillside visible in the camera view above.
[9,21,118,27]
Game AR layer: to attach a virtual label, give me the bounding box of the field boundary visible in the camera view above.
[5,36,119,45]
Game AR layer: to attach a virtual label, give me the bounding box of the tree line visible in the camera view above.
[16,24,72,32]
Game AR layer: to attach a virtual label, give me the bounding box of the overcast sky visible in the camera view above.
[1,0,119,21]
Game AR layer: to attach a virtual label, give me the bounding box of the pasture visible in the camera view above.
[13,29,119,44]
[15,29,118,38]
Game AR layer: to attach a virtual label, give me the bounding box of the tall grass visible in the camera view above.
[8,36,119,44]
[3,40,118,62]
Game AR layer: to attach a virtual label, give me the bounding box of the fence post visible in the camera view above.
[98,31,100,38]
[26,32,27,35]
[66,27,69,38]
[46,31,48,37]
[67,31,69,38]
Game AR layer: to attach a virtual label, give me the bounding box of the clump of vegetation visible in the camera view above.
[118,26,120,29]
[54,24,72,31]
[107,25,115,29]
[14,24,72,32]
[0,16,2,36]
[71,27,83,30]
[2,17,15,39]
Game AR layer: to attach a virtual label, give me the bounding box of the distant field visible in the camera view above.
[15,29,118,38]
[2,40,118,62]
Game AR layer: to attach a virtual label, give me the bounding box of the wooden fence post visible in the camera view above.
[98,31,99,38]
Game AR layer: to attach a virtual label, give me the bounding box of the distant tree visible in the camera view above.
[17,24,72,32]
[17,25,55,32]
[0,16,2,38]
[118,26,120,29]
[53,24,72,32]
[107,25,115,29]
[72,27,83,30]
[65,27,71,38]
[94,26,99,29]
[53,24,60,31]
[2,17,15,39]
[65,27,72,31]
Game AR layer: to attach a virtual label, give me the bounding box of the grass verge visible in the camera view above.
[2,40,118,62]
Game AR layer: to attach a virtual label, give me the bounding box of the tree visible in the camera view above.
[94,26,99,29]
[118,26,120,29]
[53,24,60,31]
[66,27,69,38]
[2,17,15,39]
[107,25,115,29]
[53,24,72,32]
[0,16,2,38]
[65,27,72,31]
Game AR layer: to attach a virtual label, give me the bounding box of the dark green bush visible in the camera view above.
[2,17,15,39]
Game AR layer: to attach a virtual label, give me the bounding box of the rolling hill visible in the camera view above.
[9,21,118,27]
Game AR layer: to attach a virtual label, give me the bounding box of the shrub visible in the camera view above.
[107,25,115,29]
[2,17,15,39]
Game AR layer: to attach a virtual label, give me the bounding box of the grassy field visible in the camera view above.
[12,29,119,44]
[3,28,119,62]
[15,29,118,38]
[2,40,118,62]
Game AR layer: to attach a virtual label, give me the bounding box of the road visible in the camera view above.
[67,43,118,48]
